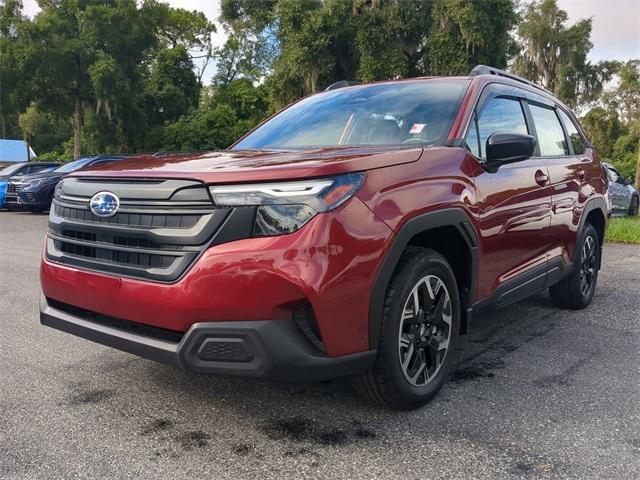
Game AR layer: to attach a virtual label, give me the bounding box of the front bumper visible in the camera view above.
[40,297,376,381]
[42,196,393,357]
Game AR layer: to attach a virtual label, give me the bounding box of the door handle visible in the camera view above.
[535,170,549,186]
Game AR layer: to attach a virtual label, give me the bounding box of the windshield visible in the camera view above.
[0,163,26,177]
[54,157,95,173]
[233,80,468,150]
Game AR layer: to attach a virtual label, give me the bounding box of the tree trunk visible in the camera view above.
[635,143,640,191]
[72,95,83,159]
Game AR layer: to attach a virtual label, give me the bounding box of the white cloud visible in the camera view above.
[556,0,639,62]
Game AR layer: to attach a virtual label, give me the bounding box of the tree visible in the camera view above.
[426,0,518,75]
[18,103,72,154]
[581,107,624,161]
[513,0,613,107]
[24,0,158,157]
[0,0,30,139]
[161,78,268,151]
[219,0,518,107]
[147,1,217,82]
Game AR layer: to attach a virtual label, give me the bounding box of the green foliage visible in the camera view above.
[161,79,268,151]
[607,217,640,245]
[18,103,72,154]
[221,0,517,106]
[2,0,635,167]
[513,0,613,107]
[582,61,640,181]
[144,46,201,125]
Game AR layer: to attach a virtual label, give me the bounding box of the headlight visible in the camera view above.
[23,179,43,189]
[209,173,364,237]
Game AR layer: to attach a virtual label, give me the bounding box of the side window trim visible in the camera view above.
[526,100,571,158]
[462,84,531,161]
[520,99,540,157]
[556,106,588,157]
[553,105,574,156]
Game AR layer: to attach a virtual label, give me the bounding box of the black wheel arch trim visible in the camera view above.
[368,208,479,349]
[577,196,607,269]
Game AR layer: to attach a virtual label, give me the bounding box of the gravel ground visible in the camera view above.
[1,212,639,480]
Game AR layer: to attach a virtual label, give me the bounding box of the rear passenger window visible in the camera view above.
[472,97,528,158]
[529,104,569,156]
[557,109,585,155]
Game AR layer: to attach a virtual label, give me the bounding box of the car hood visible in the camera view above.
[10,170,65,183]
[71,147,424,183]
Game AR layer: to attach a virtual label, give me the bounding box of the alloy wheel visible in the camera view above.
[579,235,597,297]
[398,275,452,386]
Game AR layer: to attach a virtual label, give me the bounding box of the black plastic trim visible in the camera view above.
[472,257,570,316]
[41,297,376,382]
[577,197,608,269]
[368,208,479,349]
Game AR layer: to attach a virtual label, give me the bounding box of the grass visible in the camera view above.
[606,216,640,244]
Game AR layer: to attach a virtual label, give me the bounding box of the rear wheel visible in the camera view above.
[628,196,639,217]
[549,223,600,309]
[354,247,460,410]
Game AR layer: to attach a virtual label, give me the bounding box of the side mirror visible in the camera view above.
[485,132,536,172]
[622,178,632,186]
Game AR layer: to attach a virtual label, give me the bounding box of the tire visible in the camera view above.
[628,196,639,217]
[354,247,460,410]
[549,223,600,310]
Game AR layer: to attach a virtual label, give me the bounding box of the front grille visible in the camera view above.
[46,177,232,282]
[53,204,201,229]
[6,182,20,194]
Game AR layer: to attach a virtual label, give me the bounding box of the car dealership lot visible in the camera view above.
[1,212,638,480]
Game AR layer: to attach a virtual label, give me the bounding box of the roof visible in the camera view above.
[0,139,36,162]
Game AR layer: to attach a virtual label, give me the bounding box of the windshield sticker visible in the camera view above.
[410,123,426,134]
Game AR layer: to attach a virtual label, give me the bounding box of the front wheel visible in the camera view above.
[549,223,600,309]
[628,196,639,217]
[354,248,460,410]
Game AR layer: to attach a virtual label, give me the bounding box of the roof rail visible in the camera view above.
[324,80,362,91]
[469,65,550,95]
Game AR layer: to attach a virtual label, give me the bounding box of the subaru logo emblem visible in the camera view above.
[90,191,120,217]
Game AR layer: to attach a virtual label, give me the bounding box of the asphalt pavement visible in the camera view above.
[1,212,639,480]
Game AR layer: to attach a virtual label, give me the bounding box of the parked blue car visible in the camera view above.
[5,155,126,212]
[0,162,60,209]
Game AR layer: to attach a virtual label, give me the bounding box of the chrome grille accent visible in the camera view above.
[46,177,230,282]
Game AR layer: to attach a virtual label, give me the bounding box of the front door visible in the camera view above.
[465,90,552,304]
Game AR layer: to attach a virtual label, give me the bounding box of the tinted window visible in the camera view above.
[607,166,621,183]
[54,157,95,173]
[474,97,528,158]
[0,163,27,176]
[234,80,468,149]
[529,104,569,156]
[465,114,481,157]
[557,109,585,155]
[27,164,52,174]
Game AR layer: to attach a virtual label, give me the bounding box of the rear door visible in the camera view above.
[528,103,586,268]
[466,85,553,304]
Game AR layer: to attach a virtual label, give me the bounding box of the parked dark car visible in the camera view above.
[0,162,60,209]
[40,66,608,409]
[604,162,639,216]
[5,155,125,212]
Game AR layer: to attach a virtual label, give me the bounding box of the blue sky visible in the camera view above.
[22,0,640,84]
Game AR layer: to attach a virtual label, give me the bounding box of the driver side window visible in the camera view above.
[466,97,529,159]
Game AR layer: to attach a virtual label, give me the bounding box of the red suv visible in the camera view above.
[40,66,608,409]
